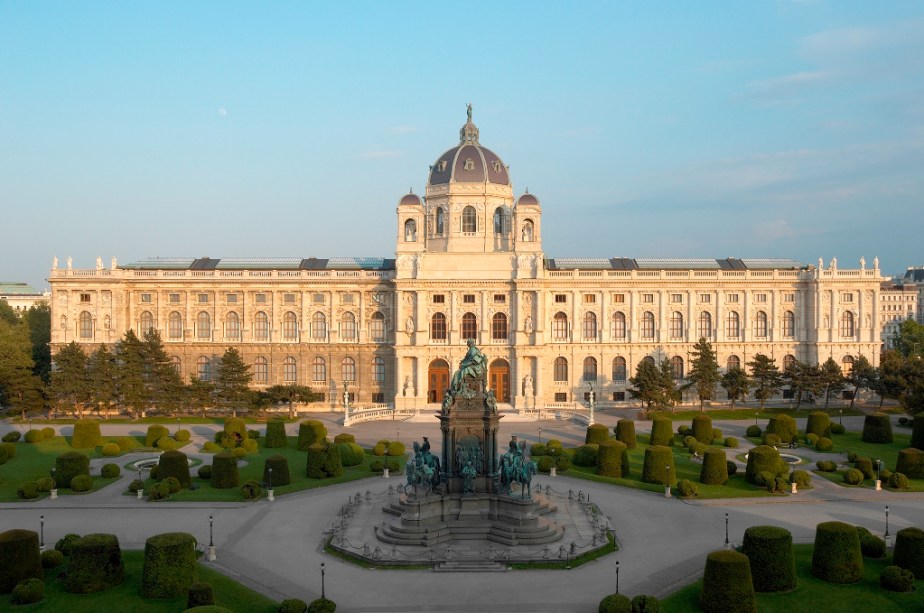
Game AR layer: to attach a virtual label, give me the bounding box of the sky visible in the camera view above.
[2,1,923,291]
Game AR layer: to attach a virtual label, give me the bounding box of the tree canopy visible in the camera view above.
[687,338,720,410]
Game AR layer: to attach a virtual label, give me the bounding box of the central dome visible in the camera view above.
[427,108,510,187]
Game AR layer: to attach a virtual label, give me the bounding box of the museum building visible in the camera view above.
[48,111,885,411]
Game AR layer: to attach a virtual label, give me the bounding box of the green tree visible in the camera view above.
[115,330,147,418]
[894,320,924,358]
[874,350,907,409]
[50,341,91,417]
[186,376,215,417]
[819,357,846,409]
[846,355,876,409]
[783,360,823,409]
[0,299,17,324]
[0,317,45,418]
[266,384,318,418]
[901,355,924,414]
[747,354,783,410]
[214,347,253,417]
[87,344,119,416]
[23,304,51,383]
[142,330,183,416]
[687,338,721,410]
[629,358,676,410]
[721,367,750,409]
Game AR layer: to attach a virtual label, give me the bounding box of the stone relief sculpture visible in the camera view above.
[405,316,414,334]
[523,374,534,398]
[524,316,533,333]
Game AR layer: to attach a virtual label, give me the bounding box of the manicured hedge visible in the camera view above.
[699,549,757,613]
[585,423,609,445]
[895,448,924,478]
[71,419,103,449]
[861,413,893,444]
[140,532,198,598]
[298,420,328,451]
[187,581,215,608]
[806,411,831,439]
[843,468,864,485]
[241,479,262,500]
[65,533,124,593]
[742,525,795,592]
[2,431,21,442]
[55,451,90,488]
[223,417,247,442]
[264,455,291,487]
[629,594,660,612]
[700,448,728,485]
[101,442,120,456]
[574,444,599,467]
[598,593,631,613]
[649,418,673,447]
[765,414,797,444]
[55,533,81,556]
[596,440,625,477]
[0,529,43,594]
[892,527,924,579]
[615,419,637,449]
[145,425,169,448]
[745,446,781,485]
[333,433,355,445]
[815,437,834,451]
[338,442,365,467]
[912,414,924,450]
[11,577,43,605]
[307,597,337,613]
[210,451,239,489]
[880,565,915,592]
[790,470,811,487]
[812,521,863,583]
[158,450,191,488]
[642,445,675,485]
[265,420,288,448]
[856,526,886,559]
[307,442,343,478]
[853,456,874,480]
[41,549,64,568]
[692,414,713,444]
[745,425,761,438]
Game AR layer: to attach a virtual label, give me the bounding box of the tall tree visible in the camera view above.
[115,330,147,418]
[265,384,318,419]
[894,320,924,358]
[846,355,876,409]
[88,344,119,416]
[186,376,215,417]
[0,300,17,324]
[0,318,45,418]
[721,367,750,409]
[874,350,907,409]
[214,347,253,417]
[687,338,721,410]
[747,354,783,410]
[50,341,91,417]
[783,360,823,409]
[142,330,183,416]
[901,355,924,415]
[629,358,676,410]
[819,357,846,409]
[23,304,51,383]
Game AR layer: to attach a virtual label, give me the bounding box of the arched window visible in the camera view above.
[341,357,356,382]
[521,219,534,241]
[79,311,93,339]
[435,207,445,235]
[583,357,598,382]
[670,311,683,339]
[311,312,326,340]
[168,311,182,339]
[840,312,855,338]
[171,356,181,375]
[641,312,655,339]
[553,357,568,382]
[254,311,269,340]
[782,310,795,337]
[197,312,211,339]
[553,312,569,340]
[726,311,740,338]
[225,312,240,339]
[140,311,154,334]
[461,312,477,341]
[430,313,447,340]
[583,312,598,340]
[727,355,740,371]
[697,312,712,339]
[283,311,298,341]
[283,357,297,383]
[312,356,326,382]
[370,312,385,342]
[754,311,768,337]
[197,356,211,381]
[612,311,626,339]
[404,219,417,242]
[491,312,508,340]
[671,356,684,380]
[254,357,267,383]
[612,357,627,382]
[842,355,855,376]
[493,207,509,235]
[462,206,477,233]
[642,356,655,366]
[783,354,796,372]
[341,312,356,341]
[372,356,385,383]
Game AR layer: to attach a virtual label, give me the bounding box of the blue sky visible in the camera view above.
[2,1,922,290]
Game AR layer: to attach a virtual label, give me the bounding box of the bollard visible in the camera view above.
[207,545,216,561]
[383,468,390,479]
[136,489,143,500]
[664,485,671,498]
[791,482,797,494]
[268,489,275,501]
[50,489,58,500]
[875,479,882,491]
[550,467,557,477]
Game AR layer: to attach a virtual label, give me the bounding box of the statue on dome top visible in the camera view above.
[466,103,473,123]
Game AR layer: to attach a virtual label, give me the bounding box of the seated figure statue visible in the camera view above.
[450,339,487,392]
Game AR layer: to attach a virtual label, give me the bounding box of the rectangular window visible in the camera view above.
[463,294,475,304]
[554,392,568,402]
[494,294,506,303]
[256,293,267,304]
[783,293,794,302]
[198,293,209,303]
[312,293,325,304]
[671,294,682,303]
[432,294,445,304]
[642,293,654,303]
[141,293,152,303]
[583,294,596,304]
[726,294,739,303]
[284,293,296,303]
[842,293,854,302]
[555,294,567,303]
[80,293,91,303]
[755,293,767,303]
[169,293,180,303]
[613,391,625,402]
[226,294,237,304]
[613,294,625,303]
[700,294,711,303]
[782,389,794,399]
[315,393,326,402]
[371,392,385,403]
[341,293,354,304]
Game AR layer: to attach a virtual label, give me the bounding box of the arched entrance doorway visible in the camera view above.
[428,359,450,403]
[489,359,510,403]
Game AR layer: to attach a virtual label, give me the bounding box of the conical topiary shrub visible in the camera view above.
[187,582,215,608]
[297,420,328,451]
[71,419,102,449]
[614,419,637,449]
[145,425,169,448]
[65,533,124,593]
[912,414,924,450]
[699,549,757,613]
[264,420,288,448]
[223,417,247,443]
[596,440,626,477]
[700,448,729,485]
[210,451,239,489]
[55,451,90,488]
[861,413,893,444]
[585,423,609,445]
[892,527,924,579]
[140,532,198,598]
[765,414,797,444]
[0,529,43,594]
[745,446,781,485]
[649,418,674,447]
[895,448,924,478]
[158,450,191,488]
[806,411,831,439]
[812,521,863,583]
[264,455,291,487]
[692,414,713,444]
[742,525,796,592]
[642,445,675,485]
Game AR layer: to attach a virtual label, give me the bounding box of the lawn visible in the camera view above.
[662,406,865,421]
[660,544,924,612]
[9,415,301,425]
[0,550,277,612]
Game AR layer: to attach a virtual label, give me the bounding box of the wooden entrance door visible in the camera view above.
[489,359,510,403]
[428,359,450,403]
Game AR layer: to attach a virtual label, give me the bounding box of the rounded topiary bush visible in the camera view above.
[65,533,124,593]
[148,481,171,501]
[649,418,673,447]
[585,423,609,445]
[555,454,571,472]
[241,479,262,500]
[805,433,819,446]
[41,548,64,568]
[55,451,90,488]
[692,414,713,444]
[210,451,239,489]
[853,456,874,480]
[70,474,93,492]
[815,437,834,451]
[727,460,738,476]
[790,470,811,487]
[573,444,599,467]
[101,463,120,478]
[677,479,698,497]
[202,441,221,453]
[912,414,924,450]
[762,433,782,447]
[745,425,761,438]
[279,599,309,613]
[530,443,547,456]
[765,414,797,443]
[700,448,729,485]
[596,440,626,477]
[745,445,781,484]
[699,549,757,613]
[71,419,103,449]
[264,455,291,487]
[0,441,15,460]
[806,411,831,439]
[232,446,248,458]
[55,533,81,556]
[11,577,44,605]
[386,441,405,456]
[742,525,795,592]
[843,468,864,485]
[892,527,924,579]
[880,565,915,592]
[145,425,169,448]
[598,593,631,613]
[158,449,192,488]
[2,431,21,442]
[187,581,215,608]
[101,442,121,457]
[615,419,637,449]
[629,594,660,612]
[40,427,55,439]
[197,465,212,480]
[888,472,909,489]
[372,441,388,456]
[156,436,177,451]
[895,448,924,479]
[265,420,288,448]
[856,527,886,559]
[642,445,675,485]
[536,456,554,473]
[724,437,738,448]
[307,597,337,613]
[297,420,327,451]
[812,521,863,583]
[223,417,247,442]
[128,479,144,493]
[829,422,845,435]
[162,476,182,494]
[861,412,893,444]
[174,428,190,442]
[141,533,198,599]
[0,529,43,593]
[17,481,39,499]
[334,441,361,467]
[333,432,355,445]
[815,460,836,472]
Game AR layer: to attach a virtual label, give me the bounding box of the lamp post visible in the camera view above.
[321,562,326,599]
[176,417,181,434]
[839,408,843,426]
[725,513,729,548]
[876,458,882,491]
[885,505,890,546]
[615,560,620,594]
[587,382,595,425]
[664,464,671,498]
[208,515,216,561]
[538,427,542,443]
[50,466,57,498]
[40,515,45,551]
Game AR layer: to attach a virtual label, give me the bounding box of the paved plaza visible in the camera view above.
[2,410,924,612]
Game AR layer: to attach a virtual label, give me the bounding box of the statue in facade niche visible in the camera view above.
[403,375,413,397]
